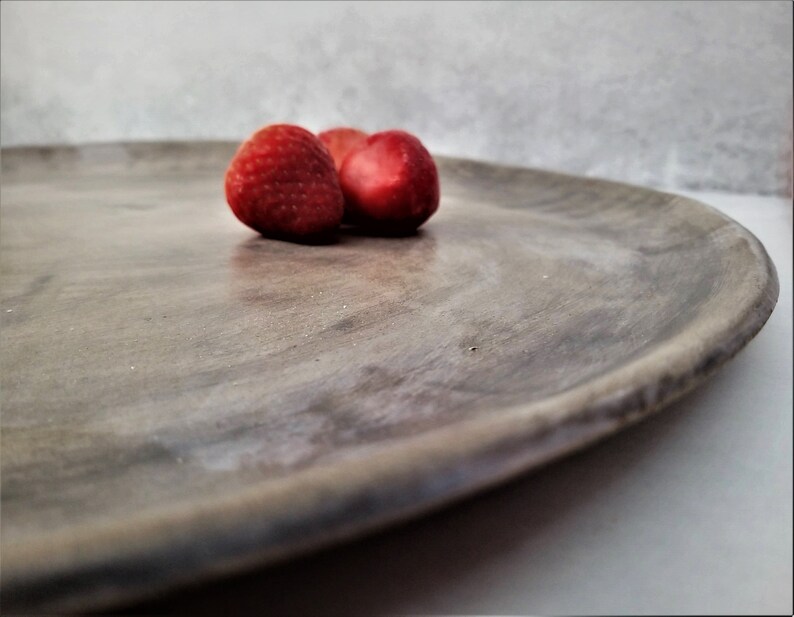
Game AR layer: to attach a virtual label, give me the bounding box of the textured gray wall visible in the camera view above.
[1,1,791,195]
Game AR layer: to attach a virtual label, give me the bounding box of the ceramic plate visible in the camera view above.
[0,142,778,612]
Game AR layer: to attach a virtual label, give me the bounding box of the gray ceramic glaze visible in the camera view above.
[0,142,778,613]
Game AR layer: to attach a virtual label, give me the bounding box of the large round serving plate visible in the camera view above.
[0,142,778,612]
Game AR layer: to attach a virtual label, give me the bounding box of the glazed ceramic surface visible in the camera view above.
[0,142,778,612]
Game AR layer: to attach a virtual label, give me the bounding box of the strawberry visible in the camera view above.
[318,127,369,172]
[339,130,440,233]
[225,124,344,239]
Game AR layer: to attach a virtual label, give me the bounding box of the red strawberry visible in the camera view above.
[318,127,368,171]
[339,130,440,233]
[225,124,344,239]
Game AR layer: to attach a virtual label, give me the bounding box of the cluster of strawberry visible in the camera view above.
[224,125,440,240]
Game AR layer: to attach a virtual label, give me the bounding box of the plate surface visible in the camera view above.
[0,142,778,612]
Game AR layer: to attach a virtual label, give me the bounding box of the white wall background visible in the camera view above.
[1,1,792,195]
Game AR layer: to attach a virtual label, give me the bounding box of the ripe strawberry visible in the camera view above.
[318,127,368,171]
[225,124,344,239]
[339,130,440,233]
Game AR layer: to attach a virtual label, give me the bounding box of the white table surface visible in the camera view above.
[127,190,792,616]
